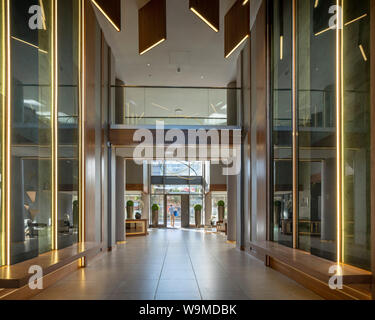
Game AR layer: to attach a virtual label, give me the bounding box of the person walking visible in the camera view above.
[168,204,175,227]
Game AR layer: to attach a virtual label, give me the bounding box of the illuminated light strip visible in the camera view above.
[1,0,6,266]
[225,34,249,59]
[79,0,86,254]
[280,35,284,60]
[336,0,343,265]
[344,14,367,26]
[242,0,249,5]
[11,36,48,54]
[5,0,10,266]
[51,0,58,250]
[359,44,368,61]
[314,27,331,37]
[91,0,120,32]
[140,38,166,56]
[314,0,319,8]
[190,7,219,32]
[39,0,47,30]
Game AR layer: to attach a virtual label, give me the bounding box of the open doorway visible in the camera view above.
[166,195,182,228]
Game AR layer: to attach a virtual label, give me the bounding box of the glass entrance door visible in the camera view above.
[166,195,182,228]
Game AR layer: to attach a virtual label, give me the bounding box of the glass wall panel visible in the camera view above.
[151,195,164,226]
[57,0,79,249]
[189,195,203,226]
[270,0,293,248]
[211,192,227,224]
[297,0,337,261]
[0,0,4,266]
[342,0,371,270]
[10,0,53,264]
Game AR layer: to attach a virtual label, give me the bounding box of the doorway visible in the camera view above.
[166,195,182,228]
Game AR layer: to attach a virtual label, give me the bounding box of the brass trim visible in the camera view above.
[292,0,298,249]
[5,0,10,266]
[78,0,86,248]
[51,0,58,251]
[336,0,343,264]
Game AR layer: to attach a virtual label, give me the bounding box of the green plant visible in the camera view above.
[152,204,160,211]
[194,204,202,211]
[127,200,134,207]
[217,200,225,207]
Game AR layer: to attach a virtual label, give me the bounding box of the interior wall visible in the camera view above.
[249,0,268,243]
[84,0,113,248]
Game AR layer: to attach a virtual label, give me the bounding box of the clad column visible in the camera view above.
[205,193,212,226]
[227,174,239,241]
[116,157,125,242]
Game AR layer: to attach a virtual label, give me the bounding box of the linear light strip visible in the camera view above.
[1,0,6,266]
[336,0,343,265]
[51,0,58,250]
[242,0,249,5]
[91,0,120,32]
[225,34,249,59]
[140,38,166,56]
[5,0,10,266]
[359,44,368,61]
[344,14,367,26]
[79,0,86,252]
[11,36,48,54]
[190,7,219,32]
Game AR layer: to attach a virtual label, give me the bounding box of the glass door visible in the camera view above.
[166,195,182,228]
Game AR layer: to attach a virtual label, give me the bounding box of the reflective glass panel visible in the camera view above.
[271,0,293,248]
[10,0,53,264]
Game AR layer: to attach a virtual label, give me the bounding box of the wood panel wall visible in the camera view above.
[92,0,121,31]
[189,0,220,31]
[84,0,98,243]
[370,0,375,299]
[250,0,268,242]
[139,0,166,55]
[224,0,250,58]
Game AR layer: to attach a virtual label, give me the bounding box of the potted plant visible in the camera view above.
[194,204,202,228]
[126,200,134,219]
[217,200,225,222]
[152,204,159,227]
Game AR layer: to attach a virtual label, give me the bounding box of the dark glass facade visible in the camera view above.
[271,0,372,270]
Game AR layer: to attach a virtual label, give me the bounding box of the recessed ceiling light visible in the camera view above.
[147,63,151,67]
[200,75,204,79]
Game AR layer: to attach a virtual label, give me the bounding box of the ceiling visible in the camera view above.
[93,0,245,87]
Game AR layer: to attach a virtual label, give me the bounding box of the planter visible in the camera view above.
[152,210,159,227]
[218,206,225,222]
[194,210,201,228]
[126,206,134,219]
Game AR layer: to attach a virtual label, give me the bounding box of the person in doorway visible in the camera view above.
[169,204,175,228]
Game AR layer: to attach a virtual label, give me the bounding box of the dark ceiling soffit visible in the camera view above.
[91,0,121,32]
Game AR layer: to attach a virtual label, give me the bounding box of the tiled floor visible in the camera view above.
[32,229,322,300]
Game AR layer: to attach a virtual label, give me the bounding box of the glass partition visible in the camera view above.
[57,0,80,249]
[297,0,337,262]
[113,87,240,126]
[10,0,53,264]
[270,0,293,248]
[189,195,203,226]
[342,0,371,270]
[270,0,372,271]
[211,192,228,224]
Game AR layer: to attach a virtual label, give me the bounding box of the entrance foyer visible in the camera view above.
[31,229,320,300]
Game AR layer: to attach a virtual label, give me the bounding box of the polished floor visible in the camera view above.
[32,229,322,300]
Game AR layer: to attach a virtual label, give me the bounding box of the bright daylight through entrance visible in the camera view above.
[0,0,374,316]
